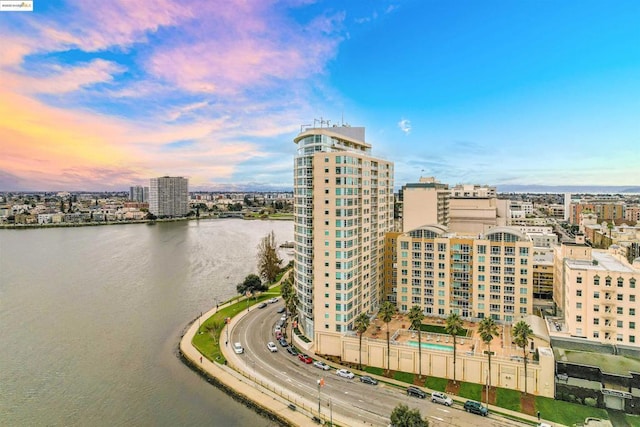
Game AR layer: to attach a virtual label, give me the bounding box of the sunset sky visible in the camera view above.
[1,0,638,191]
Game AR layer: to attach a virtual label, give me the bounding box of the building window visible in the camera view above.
[594,318,599,325]
[631,278,636,288]
[631,295,636,302]
[631,336,636,343]
[618,278,624,288]
[576,302,582,309]
[576,290,582,297]
[617,320,623,328]
[594,291,599,299]
[576,315,582,322]
[617,307,624,315]
[630,308,636,316]
[593,332,599,338]
[606,277,612,287]
[617,334,623,342]
[594,276,600,286]
[593,305,599,312]
[617,294,624,301]
[577,277,583,284]
[630,322,636,330]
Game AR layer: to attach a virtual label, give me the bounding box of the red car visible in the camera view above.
[298,354,313,364]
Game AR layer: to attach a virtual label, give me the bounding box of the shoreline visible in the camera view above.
[0,215,293,230]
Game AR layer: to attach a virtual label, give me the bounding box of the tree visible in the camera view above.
[512,320,534,394]
[380,301,396,373]
[445,312,463,384]
[236,274,266,295]
[257,231,282,284]
[283,279,299,340]
[389,403,429,427]
[478,317,499,394]
[408,306,425,378]
[354,312,370,370]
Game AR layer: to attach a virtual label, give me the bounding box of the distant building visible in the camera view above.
[129,186,148,203]
[399,176,449,231]
[149,177,189,218]
[448,184,509,234]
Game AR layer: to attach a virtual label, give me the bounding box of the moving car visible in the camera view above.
[233,342,244,354]
[298,354,313,364]
[431,391,453,406]
[286,347,298,356]
[359,375,378,385]
[257,302,267,309]
[276,307,286,313]
[313,361,330,371]
[268,297,278,303]
[463,400,488,416]
[406,386,426,399]
[267,342,278,352]
[336,369,354,379]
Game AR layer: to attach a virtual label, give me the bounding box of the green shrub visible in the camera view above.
[584,397,597,407]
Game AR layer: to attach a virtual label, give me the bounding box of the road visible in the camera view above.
[228,302,532,427]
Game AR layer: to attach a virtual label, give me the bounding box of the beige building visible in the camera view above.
[393,225,533,323]
[448,189,509,234]
[293,124,394,349]
[399,176,449,231]
[554,236,640,347]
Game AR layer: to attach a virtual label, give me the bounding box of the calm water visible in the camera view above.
[0,219,293,426]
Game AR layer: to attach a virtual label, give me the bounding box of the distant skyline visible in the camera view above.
[1,0,639,191]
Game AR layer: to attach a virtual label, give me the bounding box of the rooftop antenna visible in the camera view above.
[341,111,344,126]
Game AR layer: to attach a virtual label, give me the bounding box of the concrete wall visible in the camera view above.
[319,333,555,398]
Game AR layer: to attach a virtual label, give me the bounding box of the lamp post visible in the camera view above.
[317,378,324,418]
[225,317,230,346]
[485,370,489,411]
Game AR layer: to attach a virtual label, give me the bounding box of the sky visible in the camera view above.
[1,0,638,191]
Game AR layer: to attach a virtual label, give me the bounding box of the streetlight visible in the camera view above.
[225,317,230,346]
[317,378,325,419]
[485,370,489,411]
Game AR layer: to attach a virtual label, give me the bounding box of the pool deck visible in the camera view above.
[364,315,548,361]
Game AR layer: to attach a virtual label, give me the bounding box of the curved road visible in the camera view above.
[228,302,531,427]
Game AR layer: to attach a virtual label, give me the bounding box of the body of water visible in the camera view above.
[0,219,293,426]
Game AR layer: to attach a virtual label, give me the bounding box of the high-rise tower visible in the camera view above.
[293,123,394,350]
[149,176,189,218]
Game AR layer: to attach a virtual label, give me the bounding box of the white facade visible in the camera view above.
[149,176,189,217]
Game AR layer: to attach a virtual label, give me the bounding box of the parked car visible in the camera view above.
[276,307,286,313]
[336,369,354,379]
[298,354,313,364]
[313,361,330,371]
[359,375,378,385]
[278,338,288,347]
[286,346,298,356]
[268,297,278,303]
[274,325,281,333]
[267,342,278,352]
[275,330,283,340]
[463,400,488,416]
[406,386,426,399]
[431,391,453,406]
[257,302,267,309]
[233,342,244,354]
[280,313,287,320]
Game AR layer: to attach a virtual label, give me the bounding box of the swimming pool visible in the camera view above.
[407,341,453,352]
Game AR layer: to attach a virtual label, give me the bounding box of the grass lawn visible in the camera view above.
[192,273,288,364]
[495,387,521,411]
[535,396,608,426]
[457,382,482,400]
[425,376,448,391]
[394,371,414,384]
[419,324,468,336]
[627,414,640,427]
[365,366,385,376]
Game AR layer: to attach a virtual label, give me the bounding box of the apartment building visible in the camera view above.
[292,124,394,350]
[392,225,533,323]
[555,238,640,347]
[149,176,189,218]
[448,185,509,234]
[399,176,449,231]
[570,202,624,225]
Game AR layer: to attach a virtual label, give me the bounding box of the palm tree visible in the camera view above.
[478,317,499,395]
[285,291,299,341]
[408,306,425,378]
[354,312,371,370]
[512,320,534,395]
[380,301,397,373]
[444,312,463,384]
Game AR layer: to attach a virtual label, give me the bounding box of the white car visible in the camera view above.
[267,342,278,352]
[233,342,244,354]
[313,361,330,371]
[431,391,453,406]
[336,369,354,379]
[269,297,278,303]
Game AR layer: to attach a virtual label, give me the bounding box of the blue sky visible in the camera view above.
[1,0,638,191]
